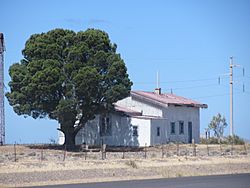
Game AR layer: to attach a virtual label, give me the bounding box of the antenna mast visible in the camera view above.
[0,33,5,145]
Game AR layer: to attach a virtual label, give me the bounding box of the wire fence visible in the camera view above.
[0,143,249,163]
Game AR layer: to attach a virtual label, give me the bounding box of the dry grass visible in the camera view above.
[0,144,249,187]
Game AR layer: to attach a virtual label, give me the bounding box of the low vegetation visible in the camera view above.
[201,135,245,145]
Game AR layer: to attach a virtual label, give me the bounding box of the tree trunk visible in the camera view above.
[64,129,76,148]
[59,118,88,149]
[60,125,76,149]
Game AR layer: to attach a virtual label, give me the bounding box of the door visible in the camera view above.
[188,122,192,143]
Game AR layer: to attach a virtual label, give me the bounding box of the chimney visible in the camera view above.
[155,88,161,95]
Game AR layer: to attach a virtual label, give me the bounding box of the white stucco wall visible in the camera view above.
[72,114,151,147]
[101,114,137,146]
[131,117,151,146]
[116,96,163,117]
[163,105,200,143]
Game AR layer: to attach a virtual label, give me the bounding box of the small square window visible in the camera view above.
[179,121,184,134]
[157,127,160,136]
[132,126,138,136]
[171,122,175,134]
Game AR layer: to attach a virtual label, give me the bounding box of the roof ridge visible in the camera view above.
[131,90,207,108]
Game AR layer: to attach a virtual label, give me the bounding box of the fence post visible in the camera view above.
[14,143,17,162]
[192,139,196,156]
[161,143,164,158]
[63,145,67,161]
[41,146,44,161]
[85,144,88,160]
[231,142,234,155]
[219,142,223,155]
[144,143,147,159]
[122,148,125,159]
[206,141,209,156]
[166,143,169,157]
[102,144,106,160]
[244,143,248,155]
[185,145,188,160]
[176,142,180,156]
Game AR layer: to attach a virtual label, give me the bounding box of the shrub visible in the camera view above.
[226,135,245,145]
[125,160,138,169]
[200,135,245,145]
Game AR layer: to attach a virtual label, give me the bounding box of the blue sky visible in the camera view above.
[2,0,250,143]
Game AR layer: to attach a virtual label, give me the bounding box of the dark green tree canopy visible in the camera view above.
[6,28,132,146]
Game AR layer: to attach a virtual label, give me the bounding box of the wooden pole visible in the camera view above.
[206,141,209,156]
[122,148,125,159]
[192,139,196,156]
[14,143,17,162]
[63,145,67,161]
[161,143,164,158]
[41,146,44,161]
[185,145,188,160]
[219,142,223,155]
[176,142,180,156]
[231,142,234,155]
[244,143,248,155]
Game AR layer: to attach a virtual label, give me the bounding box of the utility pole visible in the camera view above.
[229,57,233,137]
[229,57,244,137]
[0,33,5,145]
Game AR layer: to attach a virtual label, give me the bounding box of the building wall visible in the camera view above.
[116,96,163,117]
[59,97,201,146]
[72,114,151,147]
[163,105,200,143]
[131,118,151,146]
[150,118,168,145]
[101,114,137,146]
[75,115,100,145]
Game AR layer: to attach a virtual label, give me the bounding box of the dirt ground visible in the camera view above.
[0,144,249,187]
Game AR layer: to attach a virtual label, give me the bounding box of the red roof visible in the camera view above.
[131,91,208,108]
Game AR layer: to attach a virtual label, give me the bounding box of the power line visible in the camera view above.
[164,84,220,91]
[193,91,247,100]
[134,77,219,85]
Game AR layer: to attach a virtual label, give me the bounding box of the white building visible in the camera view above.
[59,88,207,146]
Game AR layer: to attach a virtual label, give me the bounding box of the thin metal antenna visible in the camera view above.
[156,71,159,89]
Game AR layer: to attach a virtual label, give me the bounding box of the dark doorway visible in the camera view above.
[188,122,192,143]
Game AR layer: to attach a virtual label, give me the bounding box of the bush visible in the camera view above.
[200,137,220,144]
[125,160,138,169]
[200,135,245,145]
[227,135,245,145]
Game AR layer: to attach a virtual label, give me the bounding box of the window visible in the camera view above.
[100,115,112,136]
[157,127,160,136]
[171,122,175,134]
[132,126,138,136]
[179,121,184,134]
